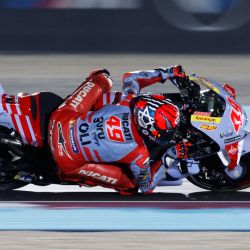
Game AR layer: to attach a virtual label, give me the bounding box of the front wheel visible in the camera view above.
[187,153,250,191]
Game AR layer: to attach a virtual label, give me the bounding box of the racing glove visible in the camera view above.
[165,141,193,159]
[156,65,186,85]
[137,167,151,193]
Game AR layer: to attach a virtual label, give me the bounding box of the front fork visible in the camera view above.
[217,131,250,179]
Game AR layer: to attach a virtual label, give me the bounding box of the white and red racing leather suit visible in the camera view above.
[48,68,169,193]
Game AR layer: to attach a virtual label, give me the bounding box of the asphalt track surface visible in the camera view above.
[1,231,250,250]
[1,54,250,249]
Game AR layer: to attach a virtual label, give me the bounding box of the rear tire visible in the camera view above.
[0,129,28,191]
[0,182,27,191]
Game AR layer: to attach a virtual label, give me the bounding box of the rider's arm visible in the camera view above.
[59,69,113,114]
[122,65,186,96]
[122,69,165,96]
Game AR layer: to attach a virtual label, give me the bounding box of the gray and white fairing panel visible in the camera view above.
[189,76,247,173]
[190,76,247,151]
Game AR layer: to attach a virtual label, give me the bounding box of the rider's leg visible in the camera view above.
[60,69,113,114]
[78,163,137,193]
[48,70,113,174]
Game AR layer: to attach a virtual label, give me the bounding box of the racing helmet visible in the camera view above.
[133,94,180,145]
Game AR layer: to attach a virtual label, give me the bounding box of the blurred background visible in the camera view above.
[0,0,248,53]
[0,0,250,105]
[1,1,250,246]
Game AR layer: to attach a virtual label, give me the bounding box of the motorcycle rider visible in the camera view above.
[48,65,191,194]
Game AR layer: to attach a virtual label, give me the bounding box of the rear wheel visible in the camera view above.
[0,181,26,191]
[187,153,250,191]
[0,130,28,191]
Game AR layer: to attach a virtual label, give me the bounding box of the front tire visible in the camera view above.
[187,153,250,191]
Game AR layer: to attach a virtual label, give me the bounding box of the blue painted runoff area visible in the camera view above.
[1,204,250,231]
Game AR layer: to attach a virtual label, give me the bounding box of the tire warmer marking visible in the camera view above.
[1,94,7,112]
[13,114,28,144]
[25,115,37,144]
[1,95,37,145]
[13,103,33,144]
[0,94,3,111]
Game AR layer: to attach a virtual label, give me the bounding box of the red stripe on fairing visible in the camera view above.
[10,103,20,115]
[2,94,7,112]
[10,114,19,133]
[94,150,102,162]
[83,147,94,161]
[10,101,33,144]
[19,115,33,144]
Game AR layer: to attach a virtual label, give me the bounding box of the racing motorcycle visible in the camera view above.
[0,75,250,192]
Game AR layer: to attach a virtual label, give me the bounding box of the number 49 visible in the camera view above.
[106,116,125,142]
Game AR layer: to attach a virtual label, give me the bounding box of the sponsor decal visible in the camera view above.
[69,81,95,109]
[227,96,244,133]
[122,113,133,141]
[199,124,217,131]
[49,119,55,153]
[69,122,79,154]
[225,141,239,171]
[79,169,117,185]
[79,122,91,146]
[106,115,125,142]
[193,111,211,117]
[227,145,238,155]
[57,122,72,159]
[92,132,100,146]
[93,117,105,140]
[220,131,234,139]
[191,115,221,124]
[224,135,241,144]
[92,117,105,147]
